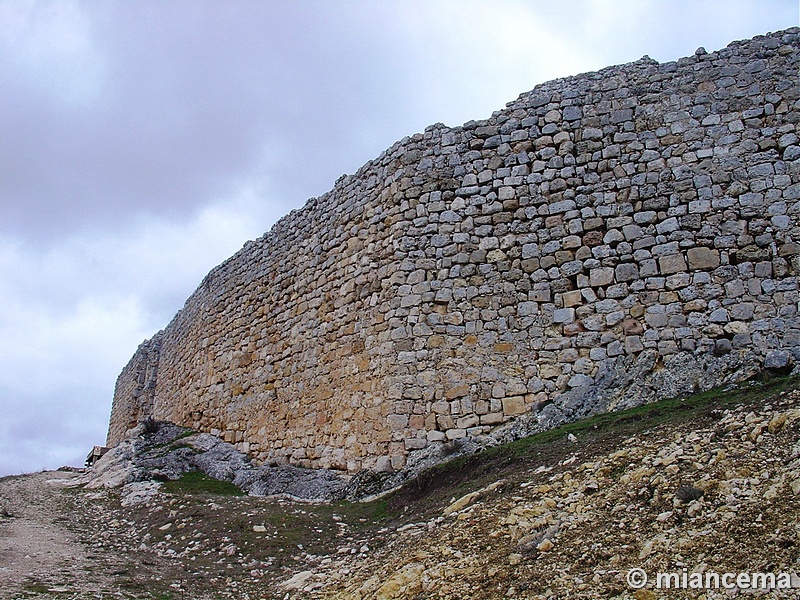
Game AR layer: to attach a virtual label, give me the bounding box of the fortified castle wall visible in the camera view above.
[108,29,800,474]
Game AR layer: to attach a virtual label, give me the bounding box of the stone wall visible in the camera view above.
[108,29,800,474]
[109,332,162,437]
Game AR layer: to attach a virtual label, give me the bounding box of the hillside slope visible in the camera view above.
[1,378,799,599]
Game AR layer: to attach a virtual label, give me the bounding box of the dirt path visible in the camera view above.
[0,470,116,599]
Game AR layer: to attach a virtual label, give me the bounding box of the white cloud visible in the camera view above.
[0,0,106,104]
[0,189,285,474]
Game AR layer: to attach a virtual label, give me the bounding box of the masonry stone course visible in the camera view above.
[108,29,800,475]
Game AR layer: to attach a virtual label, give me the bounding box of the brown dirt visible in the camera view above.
[1,380,799,599]
[0,471,120,598]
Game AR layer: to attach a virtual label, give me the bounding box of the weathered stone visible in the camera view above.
[502,396,526,416]
[553,308,575,324]
[659,253,688,275]
[764,350,791,370]
[562,290,583,307]
[590,267,615,287]
[537,538,554,552]
[625,336,644,353]
[784,146,800,161]
[615,263,639,282]
[709,309,729,323]
[687,247,720,270]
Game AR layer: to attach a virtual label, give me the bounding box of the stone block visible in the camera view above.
[604,229,624,244]
[658,340,679,355]
[634,211,658,224]
[563,105,582,121]
[521,243,540,259]
[724,279,745,298]
[607,340,625,356]
[622,319,644,335]
[659,253,688,274]
[590,267,615,287]
[445,385,470,399]
[615,263,640,282]
[431,401,450,414]
[639,259,659,277]
[625,336,644,353]
[764,350,791,369]
[622,224,643,240]
[583,230,604,246]
[480,412,504,425]
[686,247,720,270]
[645,312,668,328]
[437,415,455,430]
[502,396,527,415]
[553,308,575,323]
[427,430,447,442]
[404,438,428,450]
[539,364,561,379]
[562,290,583,307]
[784,146,800,161]
[730,303,754,320]
[583,127,603,140]
[498,186,516,200]
[656,217,680,235]
[724,321,749,335]
[709,308,729,323]
[457,415,480,429]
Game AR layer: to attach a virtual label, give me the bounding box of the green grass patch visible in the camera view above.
[452,374,796,466]
[22,581,51,594]
[333,497,391,526]
[161,471,244,496]
[380,374,800,521]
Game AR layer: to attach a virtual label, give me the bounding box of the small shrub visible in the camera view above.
[676,484,704,503]
[442,439,463,456]
[23,582,51,594]
[141,417,160,434]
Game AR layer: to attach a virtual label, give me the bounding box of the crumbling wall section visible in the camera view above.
[107,332,162,444]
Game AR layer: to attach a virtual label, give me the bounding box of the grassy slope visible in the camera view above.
[37,374,799,600]
[378,374,800,524]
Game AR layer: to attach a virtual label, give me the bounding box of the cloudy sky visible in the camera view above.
[0,0,797,476]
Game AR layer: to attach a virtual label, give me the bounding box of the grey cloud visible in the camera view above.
[0,1,420,241]
[0,386,110,475]
[4,0,794,243]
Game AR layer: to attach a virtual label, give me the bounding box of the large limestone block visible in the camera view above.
[659,253,688,275]
[687,247,720,270]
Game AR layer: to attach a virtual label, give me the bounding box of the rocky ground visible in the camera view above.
[1,378,800,599]
[0,471,119,598]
